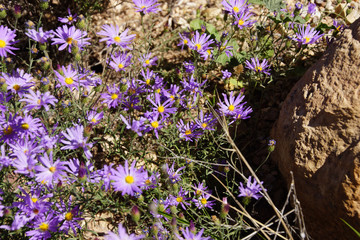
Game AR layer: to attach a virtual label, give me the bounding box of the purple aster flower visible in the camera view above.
[56,197,83,235]
[0,145,11,169]
[52,25,90,53]
[60,124,93,159]
[244,57,271,75]
[87,110,103,125]
[132,0,160,14]
[13,186,53,221]
[58,8,77,25]
[110,160,148,196]
[162,84,184,103]
[165,162,185,184]
[193,182,209,196]
[120,115,146,136]
[3,71,33,96]
[188,31,214,54]
[97,164,115,191]
[147,93,177,117]
[105,223,144,240]
[170,187,190,210]
[178,33,190,50]
[193,193,215,209]
[18,114,43,138]
[101,84,122,108]
[222,69,232,79]
[293,24,323,45]
[217,91,252,120]
[25,27,53,44]
[139,68,157,87]
[238,176,264,200]
[54,64,84,89]
[295,2,303,10]
[12,151,37,177]
[234,9,255,29]
[97,24,136,48]
[218,39,234,57]
[109,51,132,72]
[333,20,345,32]
[35,152,67,187]
[183,60,195,73]
[307,3,316,15]
[26,212,59,240]
[0,113,20,144]
[0,213,29,231]
[139,52,158,67]
[144,113,164,139]
[143,171,160,190]
[176,119,201,141]
[181,75,206,96]
[222,0,249,15]
[0,25,18,57]
[176,227,210,240]
[8,138,42,157]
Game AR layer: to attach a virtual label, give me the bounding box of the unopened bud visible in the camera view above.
[189,221,196,233]
[131,206,140,223]
[268,139,276,153]
[170,205,178,214]
[39,43,47,51]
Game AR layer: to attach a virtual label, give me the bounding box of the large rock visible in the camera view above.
[271,18,360,239]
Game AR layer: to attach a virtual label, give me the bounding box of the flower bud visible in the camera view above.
[170,205,178,214]
[13,5,21,19]
[268,139,276,153]
[131,206,141,223]
[189,221,196,233]
[39,43,47,51]
[158,204,165,212]
[211,215,220,225]
[77,15,86,30]
[74,53,81,62]
[0,5,6,19]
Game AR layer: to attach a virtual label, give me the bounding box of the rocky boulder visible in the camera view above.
[271,18,360,239]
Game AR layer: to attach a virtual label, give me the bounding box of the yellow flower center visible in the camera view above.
[145,179,151,185]
[151,121,159,128]
[31,197,38,203]
[196,189,201,195]
[66,37,73,44]
[0,40,6,48]
[141,6,146,9]
[255,66,262,72]
[183,39,188,44]
[118,63,124,69]
[145,59,150,65]
[125,175,134,184]
[65,212,73,221]
[13,84,20,91]
[170,95,175,100]
[238,19,244,26]
[68,16,73,21]
[207,49,211,55]
[114,36,121,42]
[91,118,97,123]
[201,198,207,205]
[185,129,191,135]
[3,126,13,135]
[146,79,151,85]
[228,105,235,111]
[33,209,39,214]
[176,197,183,203]
[201,123,207,128]
[304,37,311,43]
[39,222,49,232]
[65,77,74,85]
[111,93,118,100]
[158,105,165,113]
[49,166,56,173]
[37,99,41,105]
[233,6,239,13]
[155,89,160,93]
[21,123,29,130]
[195,44,202,50]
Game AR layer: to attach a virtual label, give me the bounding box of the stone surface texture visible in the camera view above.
[271,17,360,239]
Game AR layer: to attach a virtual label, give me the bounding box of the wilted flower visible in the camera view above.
[26,27,53,44]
